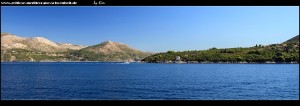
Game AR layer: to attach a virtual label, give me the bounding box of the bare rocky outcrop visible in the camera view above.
[57,43,87,50]
[1,33,86,52]
[83,40,145,54]
[1,33,151,62]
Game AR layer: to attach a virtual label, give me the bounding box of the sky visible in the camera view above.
[1,6,299,52]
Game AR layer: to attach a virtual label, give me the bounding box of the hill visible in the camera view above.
[66,41,152,62]
[283,35,299,44]
[1,33,151,62]
[142,35,299,63]
[1,33,86,52]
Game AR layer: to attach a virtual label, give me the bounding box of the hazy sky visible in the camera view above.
[1,6,299,52]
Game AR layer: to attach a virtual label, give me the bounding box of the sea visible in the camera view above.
[1,62,299,100]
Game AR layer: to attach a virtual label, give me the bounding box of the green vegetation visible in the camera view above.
[142,35,299,63]
[1,48,66,62]
[1,48,149,62]
[1,35,298,63]
[66,49,146,61]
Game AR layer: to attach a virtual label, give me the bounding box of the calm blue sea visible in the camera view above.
[1,62,299,100]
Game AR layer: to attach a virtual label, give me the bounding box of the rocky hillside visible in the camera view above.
[57,43,87,50]
[1,33,28,50]
[1,33,86,52]
[1,33,151,62]
[67,41,152,62]
[83,40,146,55]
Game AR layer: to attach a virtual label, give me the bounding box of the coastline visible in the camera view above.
[1,61,298,64]
[142,62,299,64]
[143,60,299,64]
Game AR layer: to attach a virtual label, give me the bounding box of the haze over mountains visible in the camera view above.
[1,33,152,62]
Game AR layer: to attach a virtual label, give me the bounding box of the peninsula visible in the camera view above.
[142,35,299,64]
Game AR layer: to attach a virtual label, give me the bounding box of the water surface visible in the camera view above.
[1,62,299,100]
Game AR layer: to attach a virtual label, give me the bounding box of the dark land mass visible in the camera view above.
[142,35,299,64]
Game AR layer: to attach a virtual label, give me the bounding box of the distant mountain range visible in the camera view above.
[1,33,86,52]
[1,33,152,62]
[1,32,298,63]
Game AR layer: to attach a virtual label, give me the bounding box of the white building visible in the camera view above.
[176,56,181,61]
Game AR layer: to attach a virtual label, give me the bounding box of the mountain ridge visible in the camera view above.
[73,40,152,62]
[2,32,298,63]
[1,33,86,52]
[1,33,152,62]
